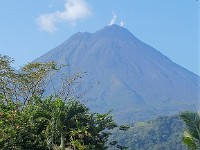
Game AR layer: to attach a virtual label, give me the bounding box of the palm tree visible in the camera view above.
[36,97,90,150]
[180,111,200,150]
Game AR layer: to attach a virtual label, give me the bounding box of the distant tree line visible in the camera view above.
[109,112,200,150]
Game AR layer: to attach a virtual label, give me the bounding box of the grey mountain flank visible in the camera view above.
[35,24,200,123]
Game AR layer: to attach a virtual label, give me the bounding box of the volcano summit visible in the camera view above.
[35,25,200,123]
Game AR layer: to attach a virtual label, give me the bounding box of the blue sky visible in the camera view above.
[0,0,199,75]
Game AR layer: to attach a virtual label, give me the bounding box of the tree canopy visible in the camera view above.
[0,55,128,150]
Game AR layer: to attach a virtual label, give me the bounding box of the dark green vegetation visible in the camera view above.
[0,96,117,150]
[0,55,127,150]
[180,111,200,150]
[109,115,187,150]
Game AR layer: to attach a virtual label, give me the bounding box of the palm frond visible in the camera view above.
[180,111,200,150]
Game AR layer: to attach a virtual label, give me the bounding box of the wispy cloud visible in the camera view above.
[36,0,91,33]
[109,12,117,26]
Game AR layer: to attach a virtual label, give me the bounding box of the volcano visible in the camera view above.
[35,24,200,123]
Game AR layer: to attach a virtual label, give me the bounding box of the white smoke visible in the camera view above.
[109,13,117,26]
[120,21,125,27]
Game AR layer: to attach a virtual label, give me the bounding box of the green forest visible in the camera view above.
[0,55,200,150]
[110,112,200,150]
[109,115,186,150]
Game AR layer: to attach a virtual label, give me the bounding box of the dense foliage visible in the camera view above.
[109,115,187,150]
[0,96,118,150]
[180,111,200,150]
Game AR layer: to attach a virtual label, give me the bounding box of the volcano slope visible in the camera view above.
[35,25,200,123]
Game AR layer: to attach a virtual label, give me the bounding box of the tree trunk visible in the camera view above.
[60,131,65,150]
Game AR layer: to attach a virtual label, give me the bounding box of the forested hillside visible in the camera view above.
[109,115,187,150]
